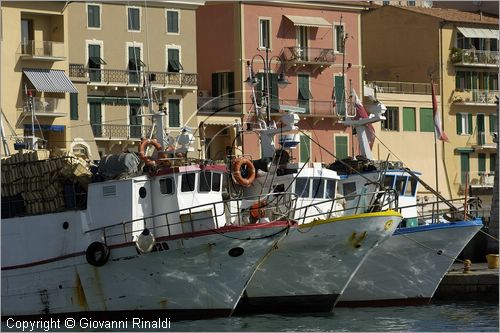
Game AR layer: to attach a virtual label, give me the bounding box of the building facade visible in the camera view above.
[196,1,370,163]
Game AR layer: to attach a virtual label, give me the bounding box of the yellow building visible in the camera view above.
[362,6,498,210]
[1,1,202,160]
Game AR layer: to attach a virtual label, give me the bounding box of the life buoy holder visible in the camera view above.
[85,242,110,267]
[250,200,267,219]
[232,157,256,187]
[138,138,168,167]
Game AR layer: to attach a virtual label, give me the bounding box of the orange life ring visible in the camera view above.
[138,138,168,167]
[250,200,267,219]
[232,157,256,187]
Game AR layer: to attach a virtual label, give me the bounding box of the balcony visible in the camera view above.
[452,89,497,106]
[17,40,65,61]
[282,47,336,73]
[91,124,153,140]
[22,97,66,117]
[456,171,495,191]
[366,81,437,95]
[69,65,198,90]
[450,48,499,67]
[197,97,242,115]
[276,99,338,117]
[471,131,497,151]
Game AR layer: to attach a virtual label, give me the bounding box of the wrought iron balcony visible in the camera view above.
[450,48,499,67]
[452,89,498,105]
[366,81,438,95]
[17,40,65,60]
[91,124,153,140]
[23,97,66,117]
[281,47,335,72]
[456,171,495,187]
[197,97,242,115]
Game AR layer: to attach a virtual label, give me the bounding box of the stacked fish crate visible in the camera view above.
[1,150,92,216]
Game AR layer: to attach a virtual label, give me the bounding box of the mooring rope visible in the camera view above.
[400,233,466,264]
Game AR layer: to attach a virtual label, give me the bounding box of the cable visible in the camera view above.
[400,233,466,264]
[479,228,499,242]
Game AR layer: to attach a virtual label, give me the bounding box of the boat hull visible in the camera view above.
[237,211,402,313]
[1,216,291,319]
[337,220,483,307]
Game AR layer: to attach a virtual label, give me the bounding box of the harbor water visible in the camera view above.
[2,301,498,332]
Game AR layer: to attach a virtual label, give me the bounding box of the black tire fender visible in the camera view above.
[86,242,110,267]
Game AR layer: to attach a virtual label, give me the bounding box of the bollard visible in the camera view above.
[463,259,472,273]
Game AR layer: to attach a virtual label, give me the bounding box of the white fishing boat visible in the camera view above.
[1,100,296,319]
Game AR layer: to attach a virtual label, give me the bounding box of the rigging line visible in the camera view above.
[479,228,499,242]
[400,233,466,264]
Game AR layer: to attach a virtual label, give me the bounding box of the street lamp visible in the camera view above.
[244,47,290,125]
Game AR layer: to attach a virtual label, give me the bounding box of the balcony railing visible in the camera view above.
[69,65,198,88]
[450,48,499,66]
[197,97,242,115]
[91,124,152,140]
[366,81,438,95]
[17,40,65,60]
[23,97,65,116]
[277,99,337,116]
[282,47,336,70]
[456,171,495,187]
[452,89,498,105]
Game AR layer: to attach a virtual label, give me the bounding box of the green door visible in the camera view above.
[129,103,142,138]
[460,153,470,184]
[89,44,101,82]
[477,114,485,144]
[128,46,141,84]
[334,75,345,116]
[299,134,310,163]
[89,102,102,137]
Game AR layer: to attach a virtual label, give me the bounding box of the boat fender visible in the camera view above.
[85,242,110,267]
[135,228,156,254]
[232,157,256,187]
[250,200,267,219]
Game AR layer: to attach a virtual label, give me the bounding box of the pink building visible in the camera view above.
[196,1,370,163]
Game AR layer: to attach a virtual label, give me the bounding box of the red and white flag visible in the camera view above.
[352,89,375,148]
[432,80,449,142]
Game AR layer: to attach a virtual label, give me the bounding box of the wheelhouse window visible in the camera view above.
[383,175,395,189]
[404,177,417,196]
[160,178,174,195]
[342,182,357,200]
[181,173,195,192]
[273,184,285,193]
[312,178,325,198]
[326,180,336,199]
[212,173,221,192]
[199,171,212,192]
[295,178,310,198]
[394,176,406,195]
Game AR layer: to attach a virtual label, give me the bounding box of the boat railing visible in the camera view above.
[87,192,298,245]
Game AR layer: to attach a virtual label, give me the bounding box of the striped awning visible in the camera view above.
[457,26,498,39]
[23,68,78,93]
[284,15,331,28]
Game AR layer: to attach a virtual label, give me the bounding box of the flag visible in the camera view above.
[352,89,375,148]
[431,80,449,142]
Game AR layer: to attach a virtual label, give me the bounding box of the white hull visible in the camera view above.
[1,210,292,318]
[338,220,482,306]
[238,211,402,312]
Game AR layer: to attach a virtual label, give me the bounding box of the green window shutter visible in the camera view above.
[456,114,462,134]
[299,135,310,163]
[89,102,102,137]
[70,93,78,120]
[298,74,310,114]
[467,113,473,134]
[335,136,348,160]
[128,8,140,30]
[212,73,219,97]
[490,114,497,133]
[491,154,497,172]
[478,153,486,173]
[129,46,141,68]
[167,11,178,33]
[269,73,279,111]
[88,5,100,28]
[167,49,182,72]
[403,107,416,131]
[227,72,235,98]
[334,75,345,116]
[419,108,434,132]
[168,99,180,127]
[460,153,470,184]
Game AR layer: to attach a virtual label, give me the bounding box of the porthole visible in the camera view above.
[139,187,147,198]
[228,247,244,257]
[62,222,69,230]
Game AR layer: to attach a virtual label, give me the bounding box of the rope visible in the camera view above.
[208,223,291,241]
[400,233,466,264]
[479,228,499,242]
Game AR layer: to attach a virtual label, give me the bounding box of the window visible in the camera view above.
[326,180,336,199]
[212,173,221,192]
[167,48,183,73]
[394,176,406,195]
[404,177,417,196]
[402,107,416,131]
[419,108,434,132]
[128,46,144,84]
[342,182,357,200]
[491,154,497,172]
[334,75,346,116]
[273,184,285,193]
[490,114,498,133]
[255,73,279,110]
[312,179,325,198]
[297,26,308,60]
[129,103,142,138]
[295,178,310,198]
[168,99,180,127]
[299,134,310,163]
[407,1,416,6]
[334,25,344,53]
[382,1,390,5]
[335,136,348,160]
[383,175,394,189]
[460,153,470,184]
[382,106,399,131]
[70,93,78,120]
[199,171,212,192]
[89,102,102,137]
[298,74,310,114]
[212,72,235,98]
[87,4,100,29]
[456,113,473,135]
[478,153,486,174]
[181,173,195,192]
[160,178,174,194]
[88,44,105,82]
[128,7,140,31]
[259,19,270,49]
[166,10,179,34]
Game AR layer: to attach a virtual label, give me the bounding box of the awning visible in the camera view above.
[284,15,331,28]
[23,68,78,93]
[168,59,184,72]
[89,56,107,65]
[457,26,498,39]
[24,124,65,132]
